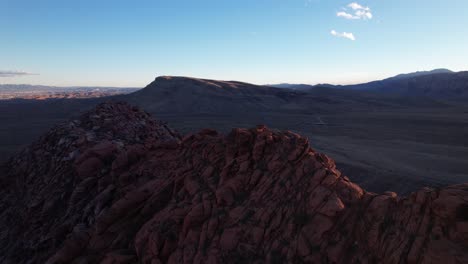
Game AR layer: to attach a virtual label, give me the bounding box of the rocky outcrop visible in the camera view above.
[0,102,466,263]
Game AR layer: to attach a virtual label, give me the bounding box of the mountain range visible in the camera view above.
[271,69,468,99]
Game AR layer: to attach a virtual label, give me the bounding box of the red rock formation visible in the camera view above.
[0,102,466,263]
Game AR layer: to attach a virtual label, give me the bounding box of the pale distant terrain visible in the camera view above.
[0,84,140,100]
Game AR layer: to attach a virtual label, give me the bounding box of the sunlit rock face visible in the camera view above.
[0,102,466,264]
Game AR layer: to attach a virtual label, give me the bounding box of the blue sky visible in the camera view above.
[1,0,468,87]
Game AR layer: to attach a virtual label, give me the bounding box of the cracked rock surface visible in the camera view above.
[0,102,467,263]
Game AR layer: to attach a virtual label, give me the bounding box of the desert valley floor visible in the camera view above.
[1,76,467,194]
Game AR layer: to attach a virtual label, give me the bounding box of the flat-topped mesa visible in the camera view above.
[125,76,306,115]
[151,75,256,89]
[136,76,277,97]
[0,102,467,264]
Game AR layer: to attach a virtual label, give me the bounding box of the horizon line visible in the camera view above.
[1,68,465,88]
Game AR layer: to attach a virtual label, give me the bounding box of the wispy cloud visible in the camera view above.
[337,2,372,20]
[348,2,366,11]
[331,30,356,41]
[337,12,356,20]
[0,71,37,77]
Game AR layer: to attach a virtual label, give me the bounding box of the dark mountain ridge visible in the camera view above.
[272,69,468,98]
[345,70,468,98]
[390,68,453,80]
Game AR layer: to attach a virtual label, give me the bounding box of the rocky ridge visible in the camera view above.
[0,102,467,263]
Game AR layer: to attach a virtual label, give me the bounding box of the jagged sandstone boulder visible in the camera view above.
[0,102,466,264]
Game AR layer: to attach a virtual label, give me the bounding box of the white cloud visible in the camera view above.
[348,2,366,11]
[356,9,372,19]
[337,2,372,20]
[337,11,358,20]
[331,30,356,41]
[0,71,37,77]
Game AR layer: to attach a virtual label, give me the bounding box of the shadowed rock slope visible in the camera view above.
[0,102,467,264]
[124,76,309,114]
[124,76,425,116]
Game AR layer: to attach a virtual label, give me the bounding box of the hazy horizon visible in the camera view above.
[0,68,465,88]
[2,0,468,86]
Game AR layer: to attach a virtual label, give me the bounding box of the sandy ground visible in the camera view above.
[153,109,468,194]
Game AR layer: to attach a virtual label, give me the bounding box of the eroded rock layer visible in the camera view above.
[0,102,467,264]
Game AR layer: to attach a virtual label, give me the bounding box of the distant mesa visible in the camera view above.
[124,75,308,114]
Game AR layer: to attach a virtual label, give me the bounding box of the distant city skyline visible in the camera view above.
[2,0,468,86]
